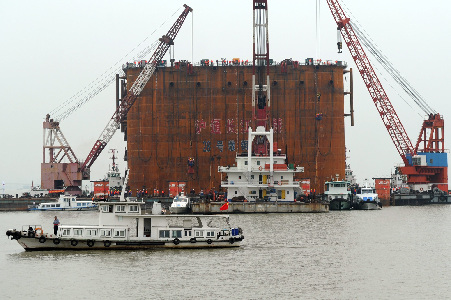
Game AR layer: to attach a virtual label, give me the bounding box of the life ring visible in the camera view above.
[70,239,78,247]
[104,240,111,247]
[229,238,235,244]
[420,188,424,192]
[53,238,61,245]
[190,238,197,244]
[258,166,262,171]
[35,227,43,236]
[39,236,46,243]
[87,240,95,247]
[173,238,180,245]
[207,239,212,244]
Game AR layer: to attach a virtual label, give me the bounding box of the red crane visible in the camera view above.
[327,0,447,191]
[80,4,193,176]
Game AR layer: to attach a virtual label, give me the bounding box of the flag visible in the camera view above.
[220,202,229,211]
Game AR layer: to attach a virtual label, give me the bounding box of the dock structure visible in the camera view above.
[191,201,328,214]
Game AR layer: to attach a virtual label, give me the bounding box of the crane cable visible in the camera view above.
[351,21,436,116]
[338,2,436,116]
[50,6,183,122]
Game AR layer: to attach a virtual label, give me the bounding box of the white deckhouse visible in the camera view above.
[219,126,304,202]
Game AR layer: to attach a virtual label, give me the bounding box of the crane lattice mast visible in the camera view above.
[252,0,270,130]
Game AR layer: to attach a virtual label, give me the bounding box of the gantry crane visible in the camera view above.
[327,0,447,192]
[41,4,193,193]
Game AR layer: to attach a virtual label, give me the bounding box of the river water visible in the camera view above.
[1,206,451,299]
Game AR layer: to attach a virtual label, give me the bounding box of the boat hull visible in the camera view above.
[169,207,190,214]
[16,237,241,251]
[355,201,381,210]
[7,232,243,251]
[329,199,352,210]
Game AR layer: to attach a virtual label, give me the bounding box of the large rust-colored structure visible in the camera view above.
[122,60,349,194]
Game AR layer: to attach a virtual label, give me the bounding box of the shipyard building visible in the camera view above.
[122,59,349,194]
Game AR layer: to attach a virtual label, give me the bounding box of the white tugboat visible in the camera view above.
[324,178,352,210]
[7,171,244,251]
[355,181,381,210]
[218,127,304,202]
[28,194,98,211]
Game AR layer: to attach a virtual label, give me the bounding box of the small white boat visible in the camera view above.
[169,192,191,214]
[355,182,381,210]
[28,194,98,211]
[7,170,244,251]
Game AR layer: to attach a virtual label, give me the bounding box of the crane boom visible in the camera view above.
[80,4,193,173]
[326,0,413,165]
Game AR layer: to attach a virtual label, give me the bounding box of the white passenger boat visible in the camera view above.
[355,182,381,210]
[28,194,98,211]
[6,171,244,251]
[169,192,191,214]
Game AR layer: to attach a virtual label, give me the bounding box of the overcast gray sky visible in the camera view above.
[1,0,450,195]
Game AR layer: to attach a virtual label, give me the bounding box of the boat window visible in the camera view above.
[251,175,254,179]
[116,205,125,213]
[129,205,138,212]
[206,231,215,237]
[56,204,60,207]
[239,176,241,179]
[172,230,182,238]
[73,229,83,236]
[100,229,111,237]
[101,205,109,212]
[257,161,261,165]
[114,229,126,238]
[194,230,203,237]
[62,229,71,236]
[86,229,97,237]
[245,161,248,165]
[159,230,170,238]
[77,203,81,207]
[184,230,192,237]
